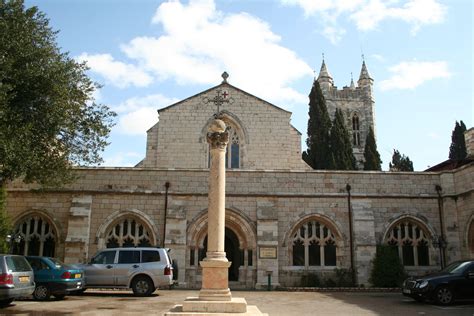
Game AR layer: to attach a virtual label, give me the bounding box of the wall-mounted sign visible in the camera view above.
[259,247,277,259]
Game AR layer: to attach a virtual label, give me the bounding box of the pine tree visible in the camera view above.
[330,109,356,170]
[303,80,332,169]
[389,149,414,171]
[363,127,382,170]
[449,120,467,160]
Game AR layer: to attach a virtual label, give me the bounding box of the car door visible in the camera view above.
[458,263,474,299]
[27,257,51,283]
[84,250,117,286]
[114,250,141,286]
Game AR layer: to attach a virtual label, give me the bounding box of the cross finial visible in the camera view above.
[361,54,365,62]
[221,71,229,83]
[322,53,325,61]
[351,72,353,80]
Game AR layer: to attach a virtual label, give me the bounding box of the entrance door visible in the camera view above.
[200,228,242,282]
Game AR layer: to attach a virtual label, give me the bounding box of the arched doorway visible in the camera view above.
[200,228,241,281]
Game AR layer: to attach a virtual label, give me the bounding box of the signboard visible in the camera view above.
[259,247,277,259]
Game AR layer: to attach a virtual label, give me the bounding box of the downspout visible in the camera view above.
[435,184,446,268]
[346,184,355,285]
[162,182,170,248]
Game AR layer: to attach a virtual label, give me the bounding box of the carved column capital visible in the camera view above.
[207,131,229,150]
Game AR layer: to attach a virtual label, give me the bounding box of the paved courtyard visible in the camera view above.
[1,289,474,316]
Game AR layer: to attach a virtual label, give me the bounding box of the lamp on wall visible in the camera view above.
[5,233,22,254]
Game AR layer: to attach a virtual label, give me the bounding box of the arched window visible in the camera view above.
[208,125,240,169]
[385,220,430,266]
[352,114,360,146]
[105,218,151,248]
[468,220,474,254]
[291,220,337,267]
[12,215,57,257]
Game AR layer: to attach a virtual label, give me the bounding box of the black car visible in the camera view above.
[402,260,474,305]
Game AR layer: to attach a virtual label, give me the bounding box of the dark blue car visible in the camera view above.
[25,256,84,300]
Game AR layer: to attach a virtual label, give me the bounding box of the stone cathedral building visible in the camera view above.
[5,61,474,289]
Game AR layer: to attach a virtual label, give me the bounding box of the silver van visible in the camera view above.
[78,248,173,296]
[0,255,35,307]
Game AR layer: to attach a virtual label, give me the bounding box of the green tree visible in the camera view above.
[370,245,406,287]
[448,120,467,160]
[0,186,10,253]
[0,0,116,188]
[363,127,382,171]
[303,80,332,169]
[389,149,414,171]
[330,108,356,170]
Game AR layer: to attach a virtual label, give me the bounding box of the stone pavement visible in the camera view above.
[1,289,474,316]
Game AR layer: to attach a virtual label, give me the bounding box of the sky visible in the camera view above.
[24,0,473,171]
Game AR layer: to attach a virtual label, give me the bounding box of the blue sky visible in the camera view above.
[24,0,473,171]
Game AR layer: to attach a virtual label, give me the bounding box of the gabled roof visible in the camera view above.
[424,158,474,172]
[157,82,292,114]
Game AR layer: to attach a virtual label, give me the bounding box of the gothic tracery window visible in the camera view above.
[352,114,360,146]
[105,219,151,248]
[292,220,337,267]
[12,215,56,257]
[385,220,430,266]
[208,125,240,169]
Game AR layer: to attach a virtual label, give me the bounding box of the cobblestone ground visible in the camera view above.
[1,290,474,315]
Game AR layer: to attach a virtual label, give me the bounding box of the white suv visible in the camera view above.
[78,248,174,296]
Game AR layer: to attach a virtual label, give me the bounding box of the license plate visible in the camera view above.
[19,276,29,283]
[402,289,411,294]
[74,274,82,279]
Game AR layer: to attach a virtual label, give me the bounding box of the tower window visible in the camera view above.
[352,114,360,146]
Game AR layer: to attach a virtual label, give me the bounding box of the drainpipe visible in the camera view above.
[163,182,170,248]
[435,185,446,268]
[346,184,355,285]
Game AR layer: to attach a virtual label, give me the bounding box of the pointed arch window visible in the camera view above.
[12,215,57,257]
[352,114,360,146]
[208,125,240,169]
[105,219,151,248]
[385,220,430,266]
[291,220,337,267]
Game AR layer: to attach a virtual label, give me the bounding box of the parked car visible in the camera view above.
[402,259,474,305]
[25,256,84,300]
[76,247,174,296]
[0,254,35,307]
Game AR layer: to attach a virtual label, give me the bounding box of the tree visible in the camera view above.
[303,80,332,169]
[0,0,116,188]
[370,245,406,287]
[389,149,414,171]
[0,186,10,253]
[448,120,467,160]
[330,108,356,170]
[363,127,382,171]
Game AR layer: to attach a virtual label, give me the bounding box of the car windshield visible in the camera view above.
[440,261,471,274]
[48,257,64,268]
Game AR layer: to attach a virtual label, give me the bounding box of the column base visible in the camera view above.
[199,260,232,301]
[165,299,267,315]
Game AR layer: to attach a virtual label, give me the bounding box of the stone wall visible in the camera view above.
[139,83,307,170]
[6,164,474,288]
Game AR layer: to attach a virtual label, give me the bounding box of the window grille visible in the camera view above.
[106,219,151,248]
[13,215,56,257]
[386,221,430,266]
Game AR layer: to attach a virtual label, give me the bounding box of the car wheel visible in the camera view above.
[132,275,154,296]
[33,284,51,301]
[0,298,14,307]
[53,294,66,300]
[435,286,454,305]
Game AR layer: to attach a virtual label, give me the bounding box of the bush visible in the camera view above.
[300,273,321,287]
[334,268,355,287]
[369,245,406,287]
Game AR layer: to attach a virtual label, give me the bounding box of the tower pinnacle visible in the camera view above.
[317,58,334,89]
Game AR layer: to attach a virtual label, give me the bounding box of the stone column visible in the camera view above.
[199,118,232,301]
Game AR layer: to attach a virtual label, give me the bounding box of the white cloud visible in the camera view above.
[77,53,153,88]
[120,0,312,106]
[102,152,142,167]
[370,54,386,62]
[114,94,179,135]
[282,0,446,42]
[380,60,451,90]
[322,25,347,45]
